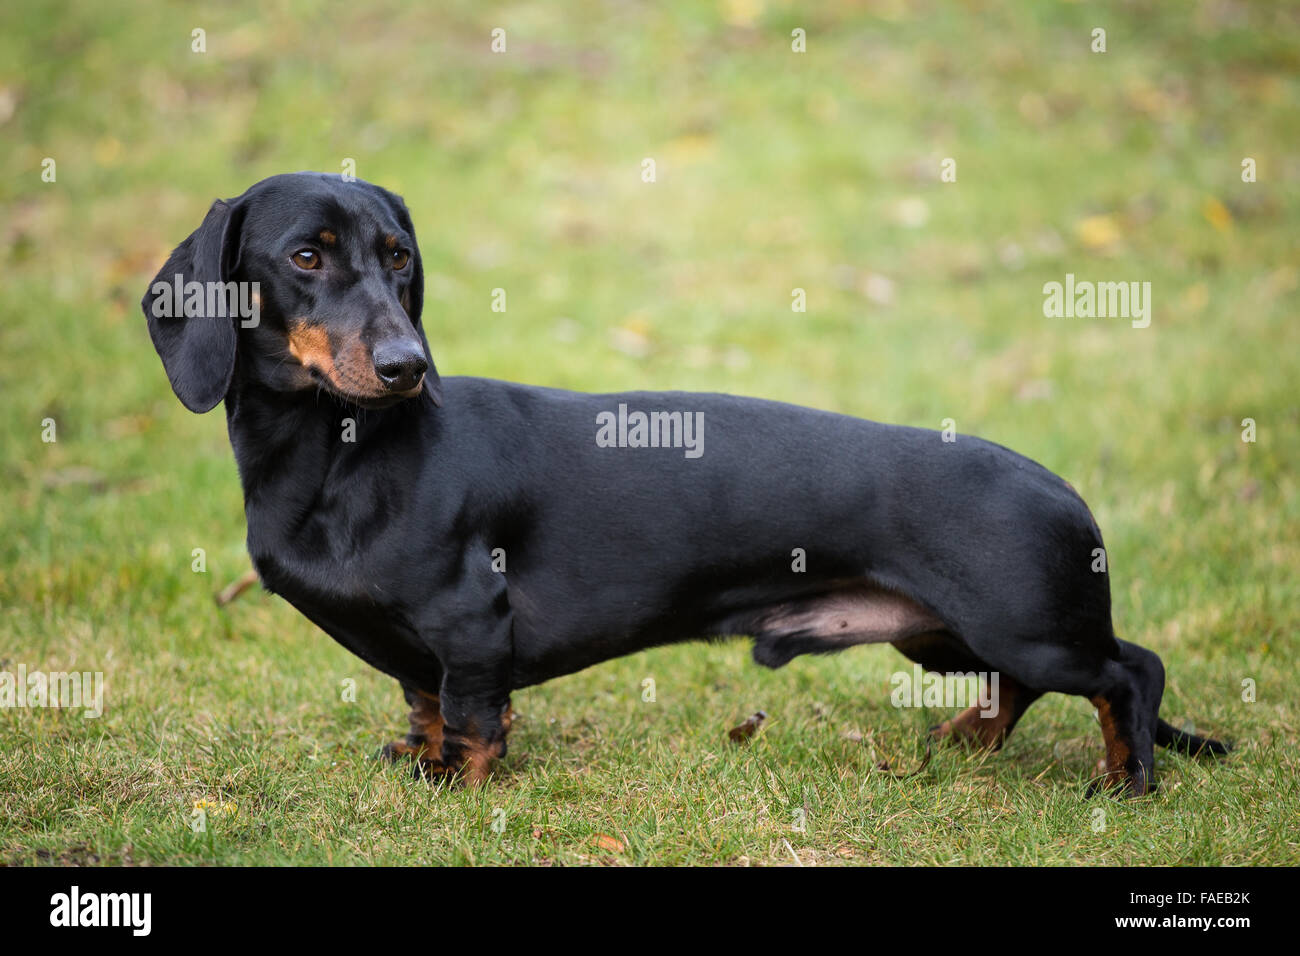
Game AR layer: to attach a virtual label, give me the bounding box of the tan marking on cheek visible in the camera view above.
[319,230,336,246]
[286,322,336,379]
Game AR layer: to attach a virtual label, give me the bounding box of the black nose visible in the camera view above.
[372,343,428,392]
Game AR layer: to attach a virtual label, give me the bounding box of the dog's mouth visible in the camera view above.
[306,366,423,409]
[288,321,427,409]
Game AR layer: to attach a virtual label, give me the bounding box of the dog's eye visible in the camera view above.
[291,249,321,271]
[391,249,410,271]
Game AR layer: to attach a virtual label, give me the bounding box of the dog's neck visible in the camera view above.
[223,376,430,578]
[225,379,337,502]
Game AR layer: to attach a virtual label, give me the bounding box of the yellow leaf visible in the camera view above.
[663,133,717,166]
[1202,197,1233,232]
[723,0,763,27]
[1180,282,1209,314]
[93,136,122,166]
[1075,214,1122,251]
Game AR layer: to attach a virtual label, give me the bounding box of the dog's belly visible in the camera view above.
[507,574,948,685]
[744,581,948,668]
[754,582,945,643]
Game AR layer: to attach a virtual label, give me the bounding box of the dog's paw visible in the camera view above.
[1085,758,1158,799]
[377,739,454,781]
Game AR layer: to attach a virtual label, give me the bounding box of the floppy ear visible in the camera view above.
[141,199,244,413]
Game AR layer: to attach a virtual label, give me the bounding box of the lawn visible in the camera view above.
[0,0,1297,865]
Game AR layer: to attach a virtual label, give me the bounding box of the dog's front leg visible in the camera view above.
[381,685,449,776]
[424,566,515,788]
[439,684,513,787]
[437,639,513,787]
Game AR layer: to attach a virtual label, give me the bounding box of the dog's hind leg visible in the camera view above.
[1086,639,1165,797]
[893,632,1043,750]
[930,674,1043,751]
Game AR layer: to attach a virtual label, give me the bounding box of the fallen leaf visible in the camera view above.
[1075,214,1122,251]
[663,133,718,166]
[1180,281,1209,314]
[728,710,767,743]
[593,833,624,853]
[722,0,763,28]
[1202,197,1233,232]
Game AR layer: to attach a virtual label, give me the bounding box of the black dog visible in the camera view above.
[143,172,1227,793]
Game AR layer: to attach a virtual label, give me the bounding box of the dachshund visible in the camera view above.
[143,172,1229,794]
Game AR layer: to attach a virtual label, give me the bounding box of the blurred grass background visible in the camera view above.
[0,0,1297,865]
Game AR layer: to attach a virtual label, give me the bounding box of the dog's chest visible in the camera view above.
[247,531,438,684]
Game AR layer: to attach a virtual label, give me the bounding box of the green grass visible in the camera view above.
[1,0,1297,865]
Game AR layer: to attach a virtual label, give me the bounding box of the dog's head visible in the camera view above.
[142,172,439,412]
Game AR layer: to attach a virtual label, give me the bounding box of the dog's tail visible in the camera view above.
[1155,717,1231,757]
